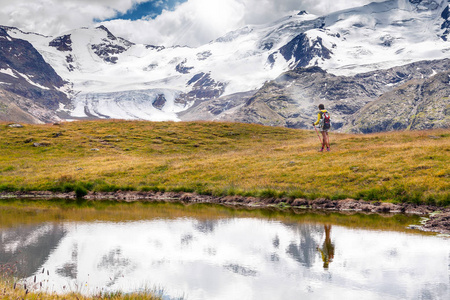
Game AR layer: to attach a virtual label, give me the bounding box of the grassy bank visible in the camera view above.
[0,120,449,205]
[0,280,161,300]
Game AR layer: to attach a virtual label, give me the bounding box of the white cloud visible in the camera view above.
[0,0,150,35]
[103,0,247,46]
[103,0,387,47]
[0,0,385,46]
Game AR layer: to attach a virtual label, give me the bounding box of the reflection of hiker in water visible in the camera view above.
[317,225,335,269]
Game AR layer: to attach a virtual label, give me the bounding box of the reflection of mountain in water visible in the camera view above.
[56,243,78,279]
[285,224,323,268]
[192,219,324,269]
[0,224,67,277]
[224,264,258,277]
[0,215,447,300]
[194,220,219,234]
[97,248,137,287]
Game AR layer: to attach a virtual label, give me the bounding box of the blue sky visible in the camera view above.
[114,0,187,20]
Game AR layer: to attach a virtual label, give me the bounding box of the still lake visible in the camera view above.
[0,201,449,300]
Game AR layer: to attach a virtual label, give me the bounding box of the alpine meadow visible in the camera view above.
[1,120,448,205]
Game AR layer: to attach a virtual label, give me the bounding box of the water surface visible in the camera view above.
[0,201,448,300]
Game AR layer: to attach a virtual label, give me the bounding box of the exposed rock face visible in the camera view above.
[145,44,165,51]
[65,54,75,72]
[263,67,370,128]
[409,0,443,10]
[179,58,450,133]
[347,71,450,133]
[176,59,194,74]
[90,26,134,64]
[0,27,69,120]
[278,33,332,68]
[196,51,212,60]
[440,3,450,40]
[153,94,167,110]
[179,66,384,129]
[178,90,256,121]
[91,43,125,64]
[181,73,226,102]
[265,17,328,69]
[49,34,72,51]
[0,88,59,124]
[0,28,66,94]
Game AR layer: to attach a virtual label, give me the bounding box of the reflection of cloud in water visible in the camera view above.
[1,218,448,300]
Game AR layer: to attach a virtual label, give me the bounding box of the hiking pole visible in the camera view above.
[313,125,322,143]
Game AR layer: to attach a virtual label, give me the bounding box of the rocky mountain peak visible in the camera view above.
[49,34,72,51]
[0,29,70,123]
[408,0,442,10]
[277,33,332,68]
[88,26,134,64]
[441,3,450,40]
[0,31,64,89]
[96,25,117,41]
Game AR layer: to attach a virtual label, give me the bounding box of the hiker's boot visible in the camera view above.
[327,147,330,152]
[319,148,324,152]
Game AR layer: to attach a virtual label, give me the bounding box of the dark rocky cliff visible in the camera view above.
[0,27,70,123]
[347,71,450,133]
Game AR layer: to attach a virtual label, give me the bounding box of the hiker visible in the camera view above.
[313,104,331,152]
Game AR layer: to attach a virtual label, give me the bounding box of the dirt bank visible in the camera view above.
[1,191,449,235]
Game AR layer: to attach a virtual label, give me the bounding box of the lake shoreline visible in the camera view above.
[1,190,449,235]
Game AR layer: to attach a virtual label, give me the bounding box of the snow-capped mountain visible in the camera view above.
[0,27,70,123]
[1,0,449,128]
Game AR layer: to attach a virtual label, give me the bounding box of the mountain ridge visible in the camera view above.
[182,58,450,132]
[0,0,449,132]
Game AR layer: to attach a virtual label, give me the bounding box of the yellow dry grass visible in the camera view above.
[0,279,160,299]
[0,120,448,204]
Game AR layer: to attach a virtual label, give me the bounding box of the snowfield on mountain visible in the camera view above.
[0,0,449,130]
